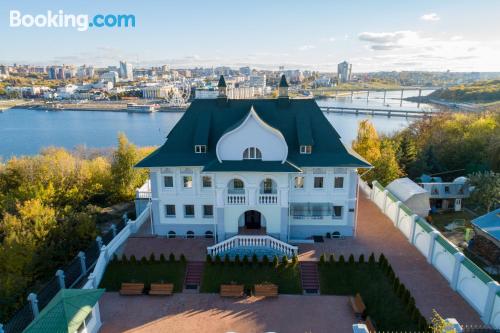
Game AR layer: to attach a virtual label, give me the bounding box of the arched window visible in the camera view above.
[228,179,245,194]
[186,231,194,239]
[243,147,262,160]
[260,178,277,194]
[205,231,214,239]
[168,231,176,238]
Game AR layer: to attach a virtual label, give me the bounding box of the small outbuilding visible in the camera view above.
[470,209,500,265]
[23,288,105,333]
[386,177,431,217]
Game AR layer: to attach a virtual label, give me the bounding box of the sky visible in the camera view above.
[1,0,500,72]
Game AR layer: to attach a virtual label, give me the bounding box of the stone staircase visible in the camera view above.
[184,261,205,290]
[299,261,320,294]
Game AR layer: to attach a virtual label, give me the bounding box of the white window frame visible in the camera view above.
[294,176,305,189]
[184,204,195,218]
[300,145,312,154]
[334,176,344,189]
[332,205,343,219]
[183,175,193,189]
[195,145,207,153]
[243,147,262,160]
[163,175,174,189]
[165,204,176,218]
[313,176,324,189]
[203,205,214,218]
[202,176,213,188]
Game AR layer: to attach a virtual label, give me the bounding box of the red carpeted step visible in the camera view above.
[299,262,320,292]
[184,262,205,288]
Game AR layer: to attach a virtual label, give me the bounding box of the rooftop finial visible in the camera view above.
[218,75,227,98]
[278,74,289,98]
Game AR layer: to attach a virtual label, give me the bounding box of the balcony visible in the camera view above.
[135,180,152,199]
[226,193,247,205]
[258,194,278,205]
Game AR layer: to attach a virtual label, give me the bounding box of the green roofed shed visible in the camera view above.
[23,289,105,333]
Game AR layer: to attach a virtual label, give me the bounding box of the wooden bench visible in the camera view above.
[254,284,278,297]
[365,316,376,332]
[220,284,244,297]
[349,293,366,318]
[119,283,144,295]
[149,283,174,296]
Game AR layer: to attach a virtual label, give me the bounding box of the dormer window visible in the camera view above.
[300,145,312,154]
[195,145,207,153]
[243,147,262,160]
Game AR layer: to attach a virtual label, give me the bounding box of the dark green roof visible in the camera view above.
[279,75,289,87]
[136,98,371,170]
[218,75,227,88]
[203,160,301,172]
[23,289,105,333]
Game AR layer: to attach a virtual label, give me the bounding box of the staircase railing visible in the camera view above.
[207,235,298,258]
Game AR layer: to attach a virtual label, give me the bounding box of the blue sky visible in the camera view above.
[1,0,499,71]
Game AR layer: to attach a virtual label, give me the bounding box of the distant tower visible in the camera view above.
[278,74,289,98]
[337,61,352,83]
[217,75,227,98]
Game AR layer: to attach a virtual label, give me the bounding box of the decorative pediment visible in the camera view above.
[216,106,288,163]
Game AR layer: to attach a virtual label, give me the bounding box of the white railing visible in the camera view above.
[358,177,372,197]
[82,203,151,289]
[258,194,278,205]
[136,190,152,199]
[207,235,298,258]
[226,194,246,205]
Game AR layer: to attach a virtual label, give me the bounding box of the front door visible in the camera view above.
[244,210,261,229]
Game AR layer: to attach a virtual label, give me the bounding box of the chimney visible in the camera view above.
[217,75,227,98]
[278,74,289,98]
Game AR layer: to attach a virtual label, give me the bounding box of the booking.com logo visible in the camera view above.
[9,10,135,32]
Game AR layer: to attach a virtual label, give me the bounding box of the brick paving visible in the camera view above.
[99,293,355,333]
[298,192,483,325]
[122,237,213,261]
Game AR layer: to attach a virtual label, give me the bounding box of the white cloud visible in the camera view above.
[420,13,440,21]
[328,37,336,42]
[358,31,420,51]
[298,45,316,51]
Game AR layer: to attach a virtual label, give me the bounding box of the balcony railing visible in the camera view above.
[258,194,278,205]
[226,194,246,205]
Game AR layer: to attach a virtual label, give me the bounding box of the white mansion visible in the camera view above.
[136,75,371,243]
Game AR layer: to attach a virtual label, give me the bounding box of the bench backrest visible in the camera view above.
[150,283,174,291]
[121,283,144,290]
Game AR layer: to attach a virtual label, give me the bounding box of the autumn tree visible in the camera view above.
[468,171,500,212]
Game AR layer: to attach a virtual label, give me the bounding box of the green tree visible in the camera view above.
[468,171,500,212]
[110,133,148,201]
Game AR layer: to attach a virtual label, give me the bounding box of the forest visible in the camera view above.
[428,80,500,103]
[0,134,153,322]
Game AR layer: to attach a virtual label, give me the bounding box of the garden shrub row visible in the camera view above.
[206,254,298,267]
[319,252,429,331]
[112,252,186,264]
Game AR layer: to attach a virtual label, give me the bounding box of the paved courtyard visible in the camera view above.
[100,293,354,333]
[297,192,482,325]
[117,191,483,327]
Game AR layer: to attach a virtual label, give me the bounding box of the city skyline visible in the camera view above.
[1,0,500,72]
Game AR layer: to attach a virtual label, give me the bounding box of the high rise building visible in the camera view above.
[119,61,134,81]
[337,61,352,83]
[239,66,251,76]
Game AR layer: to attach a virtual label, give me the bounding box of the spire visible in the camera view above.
[217,75,227,88]
[279,74,289,88]
[217,75,227,98]
[278,74,289,98]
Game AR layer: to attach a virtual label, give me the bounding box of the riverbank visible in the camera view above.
[8,101,187,113]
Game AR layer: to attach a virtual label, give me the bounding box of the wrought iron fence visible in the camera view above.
[2,303,33,333]
[35,276,60,311]
[64,256,84,288]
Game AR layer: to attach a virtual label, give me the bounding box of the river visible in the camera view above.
[0,90,435,158]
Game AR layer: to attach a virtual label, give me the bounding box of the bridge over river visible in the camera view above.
[319,105,440,118]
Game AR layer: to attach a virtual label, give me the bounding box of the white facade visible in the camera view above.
[143,108,359,242]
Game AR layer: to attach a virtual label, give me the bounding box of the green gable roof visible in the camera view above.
[136,98,371,170]
[23,289,105,333]
[204,160,301,172]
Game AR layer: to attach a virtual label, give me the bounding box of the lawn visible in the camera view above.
[99,259,186,292]
[319,260,422,331]
[200,262,302,294]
